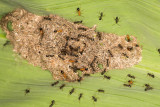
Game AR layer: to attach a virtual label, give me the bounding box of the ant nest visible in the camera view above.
[0,9,142,82]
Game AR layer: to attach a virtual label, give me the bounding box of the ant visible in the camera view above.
[97,89,105,93]
[144,86,153,91]
[115,16,120,24]
[77,7,81,16]
[49,100,55,107]
[78,93,83,101]
[74,20,83,24]
[44,17,51,20]
[144,83,153,91]
[144,84,150,87]
[3,40,10,47]
[77,77,83,83]
[25,89,30,95]
[70,37,80,41]
[106,59,109,67]
[78,27,87,31]
[123,84,131,87]
[58,55,65,60]
[127,46,133,51]
[126,35,131,42]
[90,56,97,72]
[46,55,54,57]
[84,74,90,77]
[97,32,102,40]
[51,81,59,86]
[118,44,123,49]
[127,74,135,79]
[92,96,97,102]
[108,50,113,57]
[59,84,66,90]
[39,28,44,40]
[69,88,75,95]
[147,73,155,78]
[80,68,88,71]
[99,12,104,20]
[104,75,111,80]
[122,53,129,58]
[158,48,160,54]
[128,80,133,85]
[61,49,68,55]
[61,70,67,79]
[101,68,106,75]
[78,34,94,41]
[69,60,77,63]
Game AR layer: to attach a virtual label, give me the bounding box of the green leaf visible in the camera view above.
[7,21,13,31]
[0,0,160,107]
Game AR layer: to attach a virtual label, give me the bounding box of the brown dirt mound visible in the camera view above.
[0,9,142,82]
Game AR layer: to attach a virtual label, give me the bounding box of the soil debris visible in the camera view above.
[0,9,142,82]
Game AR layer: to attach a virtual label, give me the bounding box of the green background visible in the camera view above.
[0,0,160,107]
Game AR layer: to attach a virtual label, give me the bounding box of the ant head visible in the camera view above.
[77,8,80,11]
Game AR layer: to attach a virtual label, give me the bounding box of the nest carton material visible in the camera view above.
[0,9,142,82]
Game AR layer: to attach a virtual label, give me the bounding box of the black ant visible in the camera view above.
[78,93,83,101]
[158,48,160,54]
[144,86,153,91]
[58,55,65,60]
[69,88,75,95]
[78,34,94,41]
[25,89,30,95]
[101,68,106,75]
[74,20,83,24]
[78,27,87,31]
[97,32,102,40]
[147,73,155,78]
[51,81,59,86]
[46,55,54,57]
[104,75,111,80]
[106,59,109,67]
[127,46,133,51]
[92,96,97,102]
[61,49,68,55]
[84,74,90,77]
[118,44,123,49]
[44,17,51,20]
[123,84,131,87]
[49,100,55,107]
[59,84,65,90]
[115,16,120,24]
[98,89,105,93]
[144,83,153,91]
[108,50,113,57]
[144,84,150,87]
[77,77,83,83]
[127,74,135,79]
[122,53,129,58]
[90,56,97,72]
[70,37,80,41]
[3,40,10,47]
[99,12,103,20]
